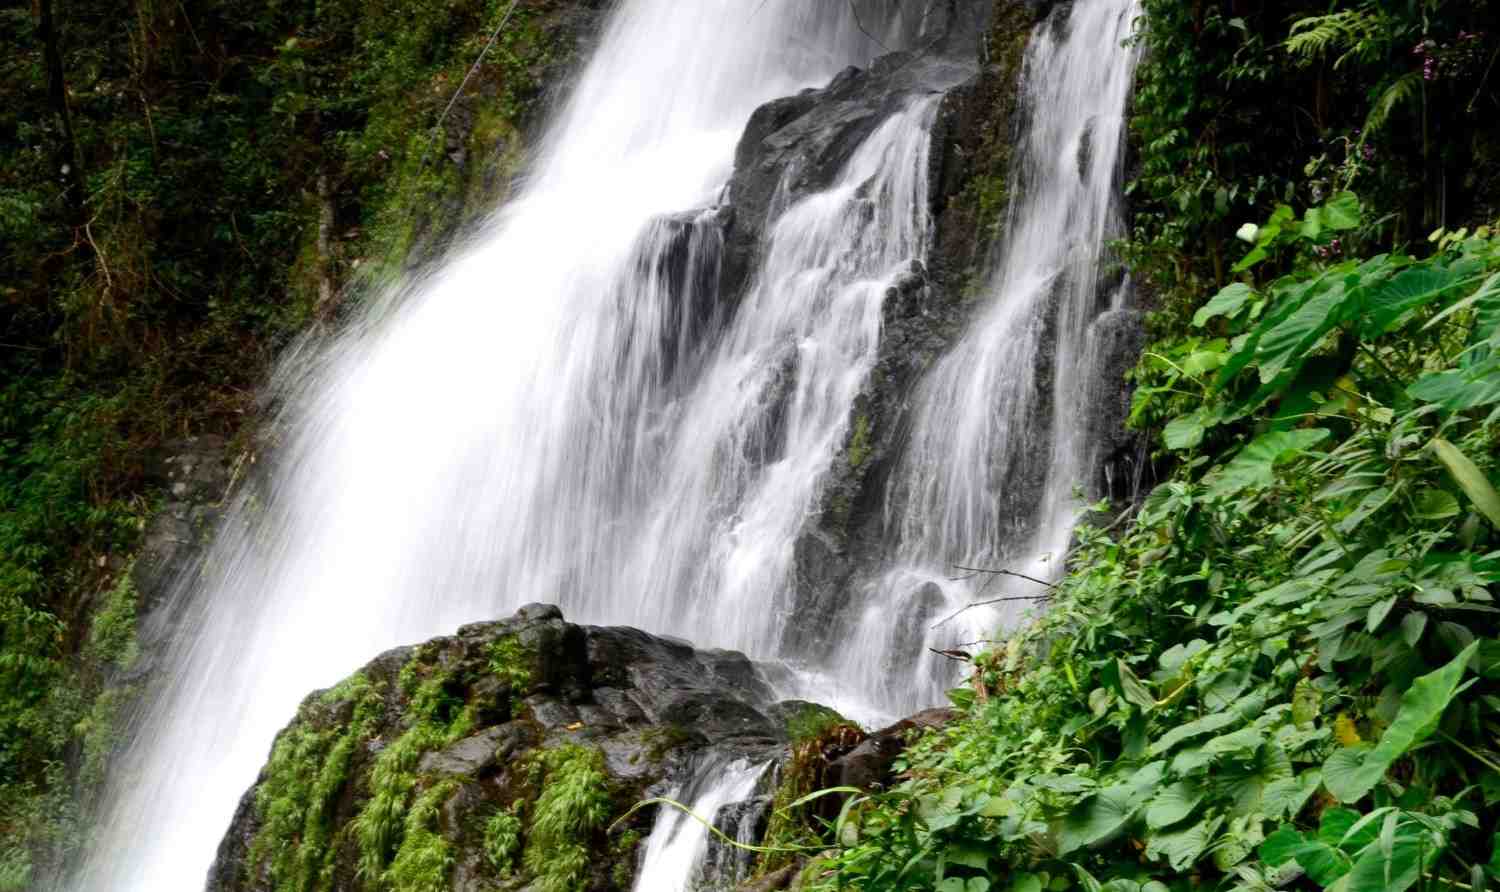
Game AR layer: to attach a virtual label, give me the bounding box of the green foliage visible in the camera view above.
[2,0,578,877]
[1126,0,1499,328]
[385,780,459,892]
[249,673,382,892]
[522,744,612,892]
[488,632,533,709]
[354,671,473,884]
[484,805,523,875]
[800,214,1500,891]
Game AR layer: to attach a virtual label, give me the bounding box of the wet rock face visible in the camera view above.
[1084,307,1149,504]
[758,1,1051,657]
[207,604,796,892]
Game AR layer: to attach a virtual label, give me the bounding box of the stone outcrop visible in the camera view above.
[742,1,1057,656]
[207,604,800,892]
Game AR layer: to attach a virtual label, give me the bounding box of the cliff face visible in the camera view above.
[201,5,1116,889]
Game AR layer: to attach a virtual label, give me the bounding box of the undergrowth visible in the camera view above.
[802,194,1500,891]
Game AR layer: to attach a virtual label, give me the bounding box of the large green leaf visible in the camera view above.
[1407,360,1500,413]
[1056,763,1164,853]
[1253,282,1351,388]
[1207,429,1331,499]
[1194,283,1255,328]
[1145,780,1205,830]
[1262,830,1350,886]
[1422,270,1500,337]
[1342,821,1429,892]
[1217,273,1337,389]
[1361,264,1470,336]
[1322,642,1479,802]
[1261,769,1322,820]
[1149,710,1243,757]
[1431,438,1500,527]
[1056,785,1135,854]
[1145,815,1223,871]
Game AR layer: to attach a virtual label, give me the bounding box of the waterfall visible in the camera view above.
[840,0,1143,716]
[632,759,768,892]
[69,2,927,889]
[68,0,1148,887]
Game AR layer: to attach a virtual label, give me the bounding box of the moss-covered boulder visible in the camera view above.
[207,604,796,892]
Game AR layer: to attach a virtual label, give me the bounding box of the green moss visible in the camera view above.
[639,724,695,762]
[609,828,643,889]
[522,744,612,892]
[846,415,872,470]
[785,703,848,743]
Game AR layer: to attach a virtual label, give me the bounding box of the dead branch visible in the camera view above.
[948,565,1055,588]
[930,594,1050,630]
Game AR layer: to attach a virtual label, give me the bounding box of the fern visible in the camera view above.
[1362,71,1423,139]
[1285,9,1388,70]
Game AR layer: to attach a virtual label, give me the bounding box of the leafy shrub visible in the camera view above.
[801,208,1500,892]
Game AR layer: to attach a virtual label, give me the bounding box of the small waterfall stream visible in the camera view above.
[840,0,1143,717]
[69,0,1146,889]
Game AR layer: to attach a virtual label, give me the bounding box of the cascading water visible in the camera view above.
[841,0,1143,716]
[631,759,768,892]
[70,2,930,889]
[70,0,1147,887]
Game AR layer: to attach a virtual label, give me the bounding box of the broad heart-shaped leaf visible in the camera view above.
[1261,828,1351,887]
[1317,807,1379,851]
[1408,360,1500,412]
[1411,488,1461,520]
[1056,785,1134,854]
[1252,281,1351,388]
[1422,270,1500,337]
[1055,763,1165,853]
[1361,264,1472,337]
[1322,642,1479,802]
[1149,708,1244,757]
[1145,815,1223,871]
[1342,822,1430,892]
[1194,282,1256,327]
[1206,429,1331,499]
[1261,769,1322,820]
[1431,438,1500,528]
[1117,659,1157,710]
[1164,412,1207,451]
[1217,272,1336,389]
[1146,780,1205,830]
[1320,191,1362,230]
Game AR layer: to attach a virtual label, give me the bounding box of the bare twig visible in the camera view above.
[928,647,972,663]
[949,565,1054,588]
[433,0,522,139]
[848,0,891,52]
[83,221,112,293]
[930,594,1050,630]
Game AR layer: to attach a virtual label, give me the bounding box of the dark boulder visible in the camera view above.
[207,605,790,892]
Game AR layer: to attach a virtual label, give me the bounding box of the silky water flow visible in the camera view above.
[70,0,1143,889]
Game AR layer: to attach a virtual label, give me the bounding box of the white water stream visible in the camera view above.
[70,0,1143,889]
[840,0,1143,715]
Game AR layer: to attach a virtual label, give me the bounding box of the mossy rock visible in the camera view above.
[208,604,803,892]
